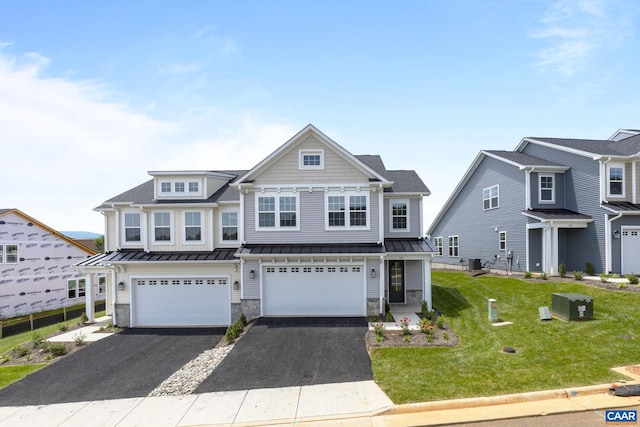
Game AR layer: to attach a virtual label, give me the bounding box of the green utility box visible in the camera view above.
[551,293,593,321]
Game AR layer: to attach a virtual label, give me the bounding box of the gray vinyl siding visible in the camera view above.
[243,260,260,299]
[531,172,566,209]
[244,190,380,244]
[384,197,422,238]
[366,258,380,298]
[405,260,423,291]
[206,177,230,198]
[522,144,605,272]
[430,156,527,272]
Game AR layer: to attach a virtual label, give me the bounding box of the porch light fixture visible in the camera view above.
[370,268,376,278]
[118,281,125,291]
[613,230,621,239]
[249,269,255,279]
[233,280,240,290]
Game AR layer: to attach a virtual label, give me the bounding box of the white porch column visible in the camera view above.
[423,257,432,311]
[85,273,95,323]
[542,226,559,275]
[379,256,385,314]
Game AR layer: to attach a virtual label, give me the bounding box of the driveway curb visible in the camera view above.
[376,382,639,416]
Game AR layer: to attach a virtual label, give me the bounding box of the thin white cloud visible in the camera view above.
[531,0,620,77]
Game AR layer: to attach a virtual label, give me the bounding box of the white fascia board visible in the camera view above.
[383,192,428,197]
[481,151,527,169]
[137,202,217,209]
[481,151,569,172]
[426,151,486,236]
[521,211,593,225]
[232,124,392,187]
[148,170,229,177]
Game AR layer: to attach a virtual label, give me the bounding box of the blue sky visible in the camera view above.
[2,0,639,233]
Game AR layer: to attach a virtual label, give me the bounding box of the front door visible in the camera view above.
[389,260,405,303]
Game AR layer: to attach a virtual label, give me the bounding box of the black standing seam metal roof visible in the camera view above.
[602,202,640,212]
[384,239,438,253]
[75,249,239,267]
[522,209,593,221]
[236,244,385,256]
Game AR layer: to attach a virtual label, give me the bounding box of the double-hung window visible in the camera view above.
[499,231,507,251]
[326,192,369,229]
[184,211,203,242]
[221,212,238,241]
[608,164,625,197]
[256,194,298,229]
[0,244,18,264]
[483,185,499,210]
[448,235,459,257]
[78,279,86,297]
[539,175,554,203]
[124,213,141,242]
[433,237,443,256]
[153,212,172,242]
[68,279,77,299]
[98,276,106,294]
[390,199,409,231]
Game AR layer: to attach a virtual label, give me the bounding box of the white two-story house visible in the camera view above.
[77,125,435,327]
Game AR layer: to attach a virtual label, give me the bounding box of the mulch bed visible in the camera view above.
[365,323,460,350]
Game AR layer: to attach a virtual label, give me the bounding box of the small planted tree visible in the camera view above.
[559,263,566,278]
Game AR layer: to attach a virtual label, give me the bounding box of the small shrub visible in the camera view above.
[402,334,411,343]
[585,262,595,276]
[375,335,383,343]
[443,332,450,340]
[540,272,548,280]
[239,313,248,327]
[12,345,29,358]
[436,316,446,329]
[385,311,394,322]
[373,323,386,338]
[618,282,628,289]
[49,343,68,357]
[625,274,639,285]
[44,354,53,361]
[559,263,567,278]
[573,271,584,281]
[426,334,433,343]
[385,302,390,314]
[57,322,68,332]
[418,318,434,335]
[79,312,89,324]
[225,327,237,343]
[98,326,105,332]
[24,354,31,362]
[107,322,113,328]
[31,331,45,348]
[611,273,620,279]
[74,332,86,346]
[600,272,609,283]
[398,317,411,336]
[524,271,533,279]
[1,354,10,363]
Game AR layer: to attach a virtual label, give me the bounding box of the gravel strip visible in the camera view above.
[148,344,234,397]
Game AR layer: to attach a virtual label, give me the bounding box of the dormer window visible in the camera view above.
[299,149,324,170]
[175,182,185,193]
[155,178,204,198]
[161,182,171,193]
[189,182,199,192]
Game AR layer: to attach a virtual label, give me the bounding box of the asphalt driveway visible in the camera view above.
[195,317,372,393]
[0,327,225,406]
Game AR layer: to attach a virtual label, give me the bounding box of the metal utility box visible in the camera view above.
[469,258,482,271]
[551,293,593,321]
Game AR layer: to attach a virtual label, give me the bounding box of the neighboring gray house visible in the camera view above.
[427,129,640,276]
[77,125,436,327]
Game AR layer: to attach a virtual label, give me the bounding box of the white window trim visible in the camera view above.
[389,198,410,232]
[152,211,174,244]
[255,192,300,231]
[448,235,459,258]
[607,163,626,198]
[433,237,443,257]
[499,231,507,252]
[183,210,205,244]
[324,191,371,231]
[156,178,204,198]
[299,149,325,170]
[123,211,142,244]
[219,208,240,244]
[0,244,18,264]
[482,185,499,211]
[98,276,106,294]
[538,174,555,204]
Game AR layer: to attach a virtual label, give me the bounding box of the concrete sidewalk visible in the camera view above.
[47,315,114,343]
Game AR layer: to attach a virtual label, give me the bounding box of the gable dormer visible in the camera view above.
[149,171,237,200]
[609,129,640,142]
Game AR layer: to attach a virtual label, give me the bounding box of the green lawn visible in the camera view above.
[371,271,640,404]
[0,311,106,389]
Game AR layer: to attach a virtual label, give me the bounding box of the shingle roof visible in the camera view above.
[355,155,429,194]
[530,135,640,156]
[484,150,567,168]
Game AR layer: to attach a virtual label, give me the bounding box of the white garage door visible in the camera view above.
[262,265,365,316]
[132,277,231,327]
[622,228,640,274]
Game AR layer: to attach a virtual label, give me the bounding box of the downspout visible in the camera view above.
[601,157,612,203]
[114,206,120,249]
[140,207,149,253]
[378,184,384,244]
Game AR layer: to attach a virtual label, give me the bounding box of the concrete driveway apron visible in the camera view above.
[195,317,372,393]
[0,327,225,406]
